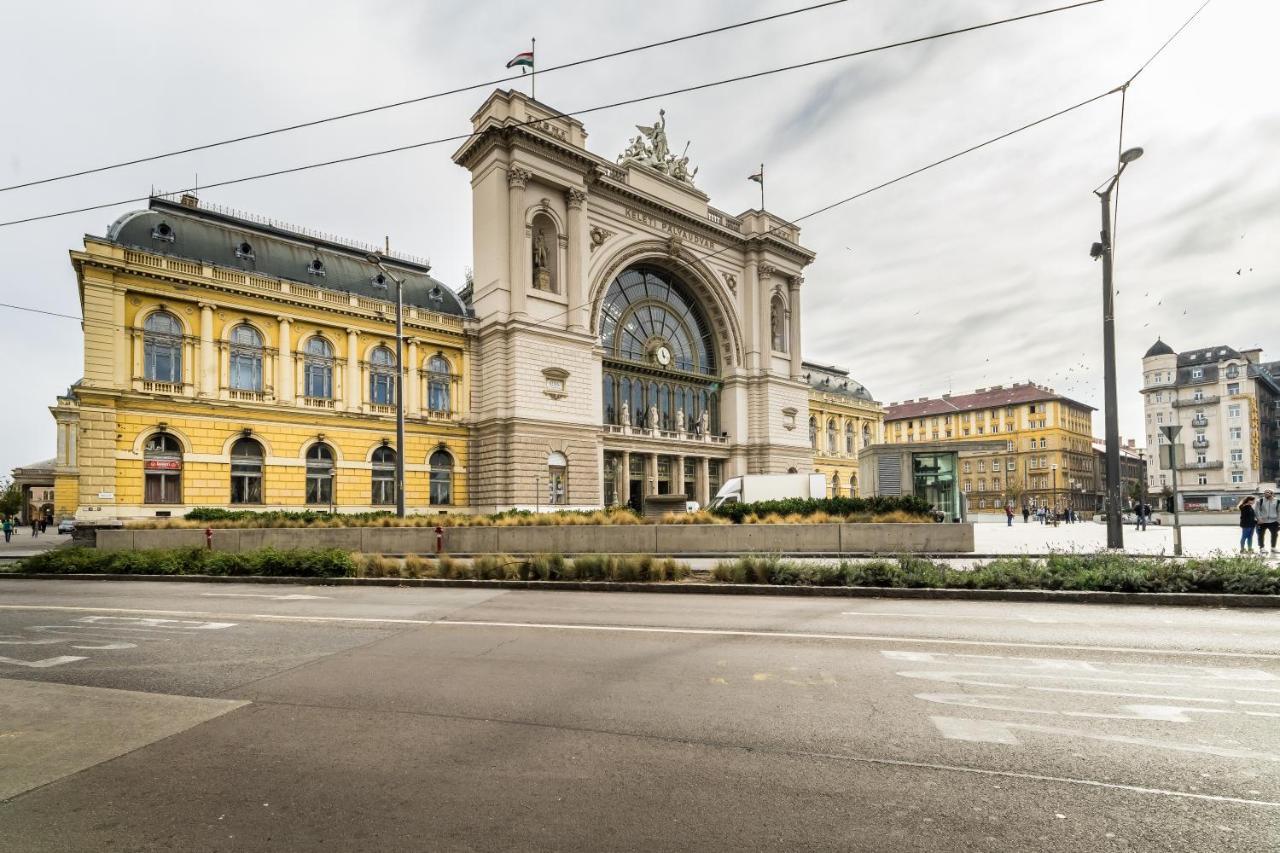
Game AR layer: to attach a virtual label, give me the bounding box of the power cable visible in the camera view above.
[0,0,849,194]
[0,0,1105,229]
[1125,0,1211,86]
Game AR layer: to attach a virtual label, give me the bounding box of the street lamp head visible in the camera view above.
[1119,146,1144,164]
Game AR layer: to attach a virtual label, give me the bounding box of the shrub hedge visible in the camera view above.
[710,553,1280,595]
[19,547,356,577]
[709,495,931,524]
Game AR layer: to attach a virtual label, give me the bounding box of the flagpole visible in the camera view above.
[530,37,536,101]
[759,163,765,211]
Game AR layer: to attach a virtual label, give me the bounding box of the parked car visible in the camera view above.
[57,519,76,534]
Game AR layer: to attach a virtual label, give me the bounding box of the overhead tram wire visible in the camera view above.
[0,89,1118,334]
[0,0,1106,228]
[0,0,850,194]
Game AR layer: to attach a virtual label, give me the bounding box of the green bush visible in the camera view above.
[710,495,930,524]
[20,546,356,577]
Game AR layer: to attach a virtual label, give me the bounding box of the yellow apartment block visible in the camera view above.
[53,194,470,520]
[883,382,1096,512]
[804,362,884,497]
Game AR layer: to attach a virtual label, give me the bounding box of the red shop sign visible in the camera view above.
[145,459,182,471]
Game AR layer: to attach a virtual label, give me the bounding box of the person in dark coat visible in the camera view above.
[1021,506,1030,524]
[1240,496,1257,552]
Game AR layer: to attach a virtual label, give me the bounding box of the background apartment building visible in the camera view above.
[1141,340,1280,511]
[804,361,884,497]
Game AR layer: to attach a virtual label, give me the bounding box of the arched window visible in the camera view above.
[304,337,334,400]
[429,449,453,505]
[230,437,264,504]
[845,423,855,455]
[849,473,857,497]
[808,416,817,450]
[770,293,787,352]
[832,473,841,497]
[143,311,183,383]
[547,451,567,506]
[143,432,182,504]
[826,419,837,454]
[305,443,335,505]
[229,324,264,392]
[368,346,396,406]
[371,446,396,506]
[427,355,451,413]
[862,424,872,447]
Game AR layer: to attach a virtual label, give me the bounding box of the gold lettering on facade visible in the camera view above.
[623,208,716,250]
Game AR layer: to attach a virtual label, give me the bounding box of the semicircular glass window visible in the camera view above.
[599,265,716,376]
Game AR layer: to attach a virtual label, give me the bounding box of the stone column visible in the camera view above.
[346,328,361,412]
[699,456,711,507]
[277,317,293,403]
[508,166,532,318]
[647,453,658,497]
[406,339,420,416]
[620,450,631,508]
[743,255,760,371]
[565,187,588,332]
[787,275,803,379]
[112,288,129,388]
[198,302,216,396]
[674,454,686,498]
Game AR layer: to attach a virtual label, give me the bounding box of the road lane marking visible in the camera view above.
[1,605,1278,659]
[0,654,87,668]
[201,593,331,601]
[843,611,1061,624]
[930,716,1280,762]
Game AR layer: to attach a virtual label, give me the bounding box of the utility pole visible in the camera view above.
[367,251,413,518]
[1093,146,1144,550]
[1160,424,1184,556]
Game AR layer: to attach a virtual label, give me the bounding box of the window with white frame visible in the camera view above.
[1231,472,1244,484]
[1227,382,1240,395]
[1228,404,1241,418]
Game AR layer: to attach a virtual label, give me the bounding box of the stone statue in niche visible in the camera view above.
[770,302,785,350]
[533,227,552,291]
[620,400,630,429]
[699,409,709,437]
[647,405,659,431]
[675,407,685,436]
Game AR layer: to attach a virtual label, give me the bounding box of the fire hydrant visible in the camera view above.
[204,527,213,550]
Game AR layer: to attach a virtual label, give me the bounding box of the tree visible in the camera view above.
[1003,480,1027,508]
[0,477,22,518]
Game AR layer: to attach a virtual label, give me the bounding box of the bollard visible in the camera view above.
[204,527,213,550]
[435,525,444,555]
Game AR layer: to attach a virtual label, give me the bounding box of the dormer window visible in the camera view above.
[372,273,387,288]
[308,258,326,277]
[235,241,255,260]
[428,286,444,303]
[151,222,175,242]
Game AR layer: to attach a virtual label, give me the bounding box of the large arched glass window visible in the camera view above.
[770,294,787,352]
[304,337,334,400]
[143,432,182,504]
[143,312,183,383]
[845,423,855,455]
[599,265,716,376]
[429,449,453,505]
[305,443,335,505]
[368,346,396,406]
[230,437,264,504]
[427,356,451,413]
[808,416,818,450]
[826,419,837,454]
[547,451,567,506]
[229,325,264,392]
[371,446,396,505]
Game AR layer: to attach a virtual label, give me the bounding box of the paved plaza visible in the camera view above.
[973,519,1259,558]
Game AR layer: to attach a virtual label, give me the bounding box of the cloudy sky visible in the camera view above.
[1,0,1276,477]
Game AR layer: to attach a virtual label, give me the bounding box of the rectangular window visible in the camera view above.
[1228,404,1241,418]
[1232,472,1244,484]
[306,471,333,505]
[1199,475,1208,486]
[144,471,181,504]
[1230,427,1242,440]
[1227,382,1240,395]
[1231,449,1243,463]
[1191,368,1203,379]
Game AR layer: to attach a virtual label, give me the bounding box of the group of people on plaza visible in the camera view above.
[1005,504,1080,526]
[1239,489,1280,553]
[1,516,46,543]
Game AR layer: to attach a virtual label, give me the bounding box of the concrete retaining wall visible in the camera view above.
[102,522,973,555]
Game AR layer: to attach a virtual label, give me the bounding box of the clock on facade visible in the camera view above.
[654,345,672,367]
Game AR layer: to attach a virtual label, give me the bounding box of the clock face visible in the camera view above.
[655,345,672,366]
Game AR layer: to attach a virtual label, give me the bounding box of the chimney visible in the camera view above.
[180,193,199,209]
[1241,348,1262,365]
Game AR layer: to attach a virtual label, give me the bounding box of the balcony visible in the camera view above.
[140,380,184,395]
[1190,415,1209,428]
[1192,437,1210,450]
[227,389,265,403]
[1172,396,1219,408]
[603,423,728,445]
[1177,460,1223,471]
[302,397,335,410]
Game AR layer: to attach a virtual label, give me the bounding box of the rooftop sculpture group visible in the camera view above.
[618,109,699,185]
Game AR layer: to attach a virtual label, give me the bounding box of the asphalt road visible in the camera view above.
[1,580,1277,852]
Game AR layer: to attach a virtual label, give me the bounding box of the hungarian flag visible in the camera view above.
[506,50,534,72]
[748,169,763,183]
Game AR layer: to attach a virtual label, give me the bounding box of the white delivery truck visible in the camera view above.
[706,473,828,510]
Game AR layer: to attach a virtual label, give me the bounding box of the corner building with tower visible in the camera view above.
[47,90,824,520]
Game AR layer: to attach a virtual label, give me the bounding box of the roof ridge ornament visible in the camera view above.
[617,108,698,186]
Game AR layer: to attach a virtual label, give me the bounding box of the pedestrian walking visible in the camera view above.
[1256,489,1279,554]
[1021,506,1030,524]
[2,517,11,543]
[1005,504,1014,527]
[1240,496,1258,553]
[1135,502,1147,531]
[30,519,38,537]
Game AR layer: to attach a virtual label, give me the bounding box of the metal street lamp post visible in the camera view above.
[1159,424,1184,556]
[367,253,418,519]
[1092,145,1144,550]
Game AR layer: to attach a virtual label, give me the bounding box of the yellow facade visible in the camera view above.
[54,201,472,521]
[804,363,884,497]
[884,385,1096,512]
